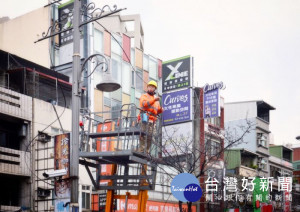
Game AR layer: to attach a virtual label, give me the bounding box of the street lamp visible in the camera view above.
[81,53,121,93]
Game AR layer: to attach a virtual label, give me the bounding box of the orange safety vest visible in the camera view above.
[138,93,163,121]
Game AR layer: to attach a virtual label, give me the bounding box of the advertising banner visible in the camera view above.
[54,133,71,212]
[203,88,220,119]
[162,122,193,156]
[58,0,84,46]
[162,56,193,92]
[54,133,70,177]
[162,88,192,126]
[116,199,196,212]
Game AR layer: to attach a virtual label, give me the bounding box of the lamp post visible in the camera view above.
[34,1,124,210]
[70,1,121,210]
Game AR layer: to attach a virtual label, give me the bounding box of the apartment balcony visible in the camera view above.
[256,117,269,132]
[0,147,31,177]
[237,165,257,177]
[0,86,32,121]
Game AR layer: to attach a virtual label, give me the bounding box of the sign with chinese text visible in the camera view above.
[203,88,220,119]
[116,199,196,212]
[54,133,71,212]
[58,0,84,46]
[162,88,192,125]
[162,56,193,92]
[54,133,70,177]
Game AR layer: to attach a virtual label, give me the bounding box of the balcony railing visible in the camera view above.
[0,86,32,121]
[256,117,269,131]
[0,147,31,177]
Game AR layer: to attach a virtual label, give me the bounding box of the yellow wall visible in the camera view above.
[0,7,51,67]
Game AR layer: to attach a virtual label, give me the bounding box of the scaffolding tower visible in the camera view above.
[79,104,161,212]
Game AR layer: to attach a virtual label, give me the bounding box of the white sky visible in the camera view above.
[1,0,300,145]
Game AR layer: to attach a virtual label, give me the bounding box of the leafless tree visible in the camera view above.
[148,118,255,212]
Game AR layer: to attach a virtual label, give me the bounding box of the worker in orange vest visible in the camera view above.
[138,80,163,153]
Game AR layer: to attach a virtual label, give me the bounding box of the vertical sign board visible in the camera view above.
[54,133,71,212]
[96,122,115,185]
[162,56,193,92]
[203,88,220,119]
[58,0,75,46]
[58,0,84,46]
[162,122,193,157]
[203,82,224,119]
[162,88,192,126]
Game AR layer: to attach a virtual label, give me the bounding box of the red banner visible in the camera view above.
[116,199,196,212]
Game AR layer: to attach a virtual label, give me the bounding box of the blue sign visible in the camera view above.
[203,88,220,118]
[162,88,192,125]
[171,173,202,202]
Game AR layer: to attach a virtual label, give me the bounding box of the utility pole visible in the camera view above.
[35,1,123,211]
[70,0,81,209]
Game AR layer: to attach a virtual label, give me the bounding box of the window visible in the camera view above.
[94,29,103,53]
[131,48,135,65]
[82,192,90,209]
[82,185,91,209]
[259,158,267,170]
[207,117,221,127]
[205,139,221,158]
[111,99,122,120]
[135,70,143,91]
[257,133,267,147]
[111,33,122,55]
[111,55,121,84]
[149,56,157,79]
[122,62,131,94]
[131,70,135,87]
[143,54,149,71]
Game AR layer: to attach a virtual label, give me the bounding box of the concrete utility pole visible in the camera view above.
[34,1,123,211]
[70,0,81,209]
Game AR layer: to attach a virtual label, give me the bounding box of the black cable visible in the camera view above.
[22,40,68,187]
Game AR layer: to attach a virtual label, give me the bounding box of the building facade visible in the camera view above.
[225,100,276,178]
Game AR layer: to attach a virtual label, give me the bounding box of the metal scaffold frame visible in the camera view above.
[79,103,161,211]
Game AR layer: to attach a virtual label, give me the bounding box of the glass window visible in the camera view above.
[149,56,157,79]
[122,62,131,94]
[130,37,135,48]
[82,192,90,209]
[111,33,122,55]
[135,70,143,91]
[257,133,267,147]
[111,99,122,120]
[94,29,103,53]
[111,54,121,84]
[143,54,149,71]
[131,70,135,87]
[131,48,135,65]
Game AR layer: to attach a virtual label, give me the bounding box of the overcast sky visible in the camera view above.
[1,0,300,145]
